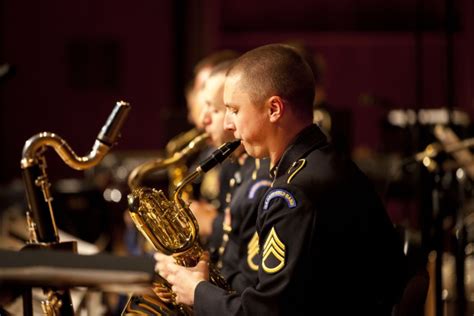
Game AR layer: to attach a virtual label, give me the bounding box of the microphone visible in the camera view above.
[97,101,131,146]
[197,139,241,172]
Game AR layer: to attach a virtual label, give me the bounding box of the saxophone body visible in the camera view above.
[20,101,131,316]
[122,140,240,315]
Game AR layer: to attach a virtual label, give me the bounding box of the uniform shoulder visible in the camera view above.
[281,146,340,186]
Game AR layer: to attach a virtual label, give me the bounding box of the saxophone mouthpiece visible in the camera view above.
[198,139,241,172]
[97,101,131,146]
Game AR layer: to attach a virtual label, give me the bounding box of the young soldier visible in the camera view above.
[196,61,271,291]
[156,44,407,315]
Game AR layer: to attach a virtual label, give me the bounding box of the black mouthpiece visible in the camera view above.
[97,101,131,146]
[198,139,241,172]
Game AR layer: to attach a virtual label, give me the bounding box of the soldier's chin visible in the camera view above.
[242,142,263,159]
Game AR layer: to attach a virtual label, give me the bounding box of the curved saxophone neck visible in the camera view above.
[20,101,130,244]
[166,127,203,155]
[21,132,108,170]
[128,155,181,190]
[21,101,131,170]
[172,139,241,205]
[127,132,209,190]
[172,170,203,206]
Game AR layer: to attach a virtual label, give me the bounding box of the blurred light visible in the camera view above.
[456,168,465,180]
[442,289,449,300]
[110,188,122,203]
[103,187,122,202]
[103,188,112,201]
[387,108,470,127]
[419,109,448,125]
[422,157,431,168]
[116,166,129,181]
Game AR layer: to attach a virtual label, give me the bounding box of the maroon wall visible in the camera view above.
[1,0,473,183]
[0,1,179,182]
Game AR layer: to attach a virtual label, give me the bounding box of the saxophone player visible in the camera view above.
[181,50,241,244]
[156,59,272,294]
[156,44,408,315]
[185,50,239,130]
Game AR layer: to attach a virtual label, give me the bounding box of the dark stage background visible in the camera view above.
[0,0,473,184]
[0,1,473,314]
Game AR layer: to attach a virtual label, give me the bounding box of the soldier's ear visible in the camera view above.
[268,96,284,123]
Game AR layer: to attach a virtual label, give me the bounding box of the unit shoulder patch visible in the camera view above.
[248,179,272,199]
[263,189,297,210]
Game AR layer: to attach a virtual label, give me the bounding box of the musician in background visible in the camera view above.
[185,50,240,130]
[182,50,241,245]
[123,50,240,257]
[180,49,246,253]
[156,43,407,315]
[186,60,271,291]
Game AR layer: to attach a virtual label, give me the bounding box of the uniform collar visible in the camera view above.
[270,124,328,180]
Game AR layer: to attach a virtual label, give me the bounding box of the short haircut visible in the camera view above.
[193,50,239,77]
[208,60,235,78]
[186,50,239,94]
[227,43,315,118]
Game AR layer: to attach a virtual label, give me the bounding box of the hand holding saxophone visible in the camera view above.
[154,251,210,306]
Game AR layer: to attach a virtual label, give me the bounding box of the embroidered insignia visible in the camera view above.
[287,159,306,184]
[248,180,272,199]
[262,227,286,274]
[263,189,297,210]
[247,231,259,271]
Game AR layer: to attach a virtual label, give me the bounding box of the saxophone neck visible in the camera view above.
[21,101,130,170]
[128,132,209,190]
[172,170,203,205]
[20,101,130,243]
[165,127,203,155]
[172,139,241,204]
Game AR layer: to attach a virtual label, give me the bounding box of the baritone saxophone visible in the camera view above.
[122,139,240,315]
[20,101,131,316]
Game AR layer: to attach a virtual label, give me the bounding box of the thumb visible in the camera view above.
[200,251,210,263]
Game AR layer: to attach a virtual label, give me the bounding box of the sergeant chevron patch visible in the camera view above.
[263,189,296,210]
[262,227,286,274]
[247,231,260,271]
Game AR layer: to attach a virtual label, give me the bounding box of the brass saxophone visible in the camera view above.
[122,140,240,316]
[165,127,203,156]
[127,129,209,195]
[20,101,131,316]
[166,129,207,197]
